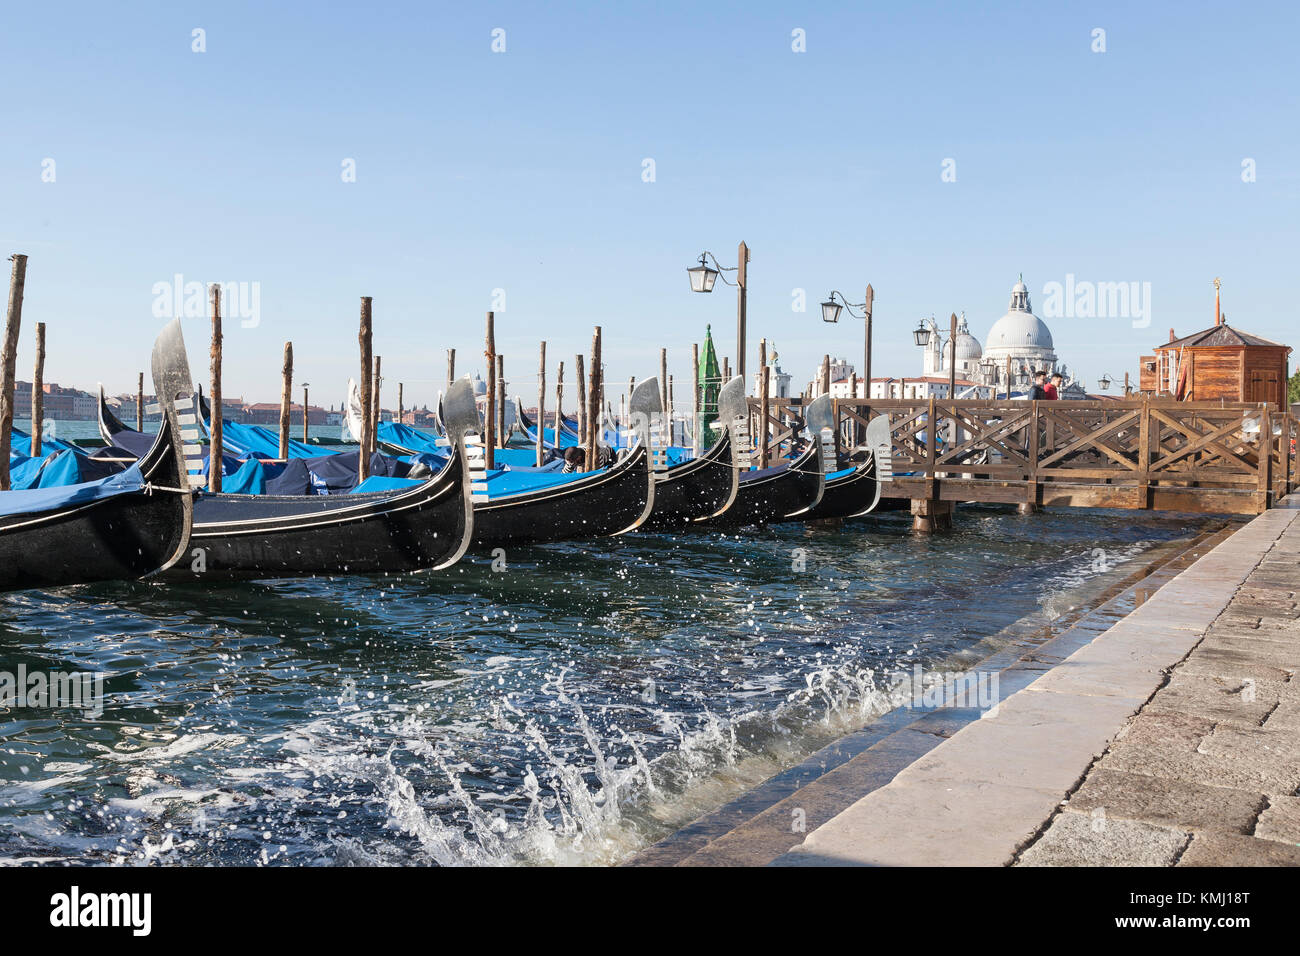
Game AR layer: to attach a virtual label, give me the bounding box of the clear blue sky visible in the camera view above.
[2,0,1296,409]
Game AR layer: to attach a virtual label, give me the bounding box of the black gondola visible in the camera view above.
[775,397,894,522]
[97,386,157,459]
[164,375,481,582]
[696,391,832,529]
[639,375,741,530]
[0,321,195,593]
[466,377,655,549]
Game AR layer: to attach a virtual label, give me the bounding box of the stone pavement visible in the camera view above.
[776,496,1300,866]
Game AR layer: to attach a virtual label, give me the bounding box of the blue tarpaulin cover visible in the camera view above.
[0,462,147,518]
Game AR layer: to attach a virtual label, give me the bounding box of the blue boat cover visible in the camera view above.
[0,461,147,518]
[8,426,82,460]
[378,421,444,453]
[482,466,589,499]
[212,420,318,459]
[827,466,857,482]
[351,475,423,494]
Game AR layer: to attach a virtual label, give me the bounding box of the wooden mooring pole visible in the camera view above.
[759,338,769,468]
[209,285,224,493]
[555,360,564,439]
[30,322,45,457]
[358,297,373,481]
[691,342,701,456]
[536,341,546,468]
[446,349,455,394]
[0,254,29,491]
[574,353,586,447]
[279,341,293,459]
[397,382,403,426]
[136,372,144,431]
[484,312,496,469]
[371,355,382,454]
[496,354,506,445]
[586,326,601,470]
[303,383,310,442]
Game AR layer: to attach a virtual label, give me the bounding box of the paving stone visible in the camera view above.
[1017,809,1189,866]
[1177,650,1295,684]
[779,778,1062,866]
[1110,711,1215,751]
[1142,672,1281,725]
[1177,832,1300,866]
[1063,767,1264,834]
[1100,738,1300,794]
[1254,796,1300,845]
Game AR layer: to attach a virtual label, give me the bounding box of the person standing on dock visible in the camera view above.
[1045,372,1062,400]
[1028,370,1051,401]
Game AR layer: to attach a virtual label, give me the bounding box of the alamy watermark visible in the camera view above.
[151,274,261,328]
[1040,274,1151,329]
[888,664,1000,714]
[0,665,105,718]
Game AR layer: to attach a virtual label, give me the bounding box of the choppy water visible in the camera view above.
[0,507,1219,866]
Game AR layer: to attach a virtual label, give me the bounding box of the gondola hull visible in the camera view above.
[640,430,737,530]
[471,445,652,549]
[777,459,880,522]
[697,444,823,529]
[0,423,191,592]
[167,450,471,581]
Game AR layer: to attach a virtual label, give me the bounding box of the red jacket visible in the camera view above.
[1043,384,1059,400]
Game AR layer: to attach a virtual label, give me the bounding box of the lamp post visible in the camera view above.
[820,287,874,398]
[687,241,750,381]
[1097,372,1132,397]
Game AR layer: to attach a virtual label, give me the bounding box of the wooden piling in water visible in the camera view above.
[0,254,29,491]
[358,297,373,481]
[372,355,382,454]
[586,327,601,470]
[30,322,45,457]
[659,348,668,414]
[555,360,564,439]
[691,342,700,456]
[496,354,506,445]
[574,353,586,447]
[210,285,224,493]
[484,312,496,469]
[536,341,546,467]
[759,338,769,468]
[302,383,310,442]
[446,349,455,394]
[137,372,144,431]
[279,341,293,459]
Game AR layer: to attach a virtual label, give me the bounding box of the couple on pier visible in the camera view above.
[1028,370,1063,401]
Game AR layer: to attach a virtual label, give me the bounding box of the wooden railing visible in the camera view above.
[748,397,1298,515]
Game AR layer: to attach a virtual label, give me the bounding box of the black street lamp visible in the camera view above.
[686,242,750,380]
[912,319,931,348]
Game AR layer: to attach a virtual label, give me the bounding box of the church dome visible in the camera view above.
[987,277,1053,351]
[472,373,487,396]
[954,316,982,362]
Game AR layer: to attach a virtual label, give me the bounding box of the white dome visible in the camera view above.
[954,318,982,361]
[987,276,1053,351]
[472,373,487,396]
[988,311,1053,350]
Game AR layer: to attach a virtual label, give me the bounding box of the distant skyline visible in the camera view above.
[3,1,1296,411]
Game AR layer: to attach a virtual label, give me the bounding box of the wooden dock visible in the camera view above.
[751,397,1298,523]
